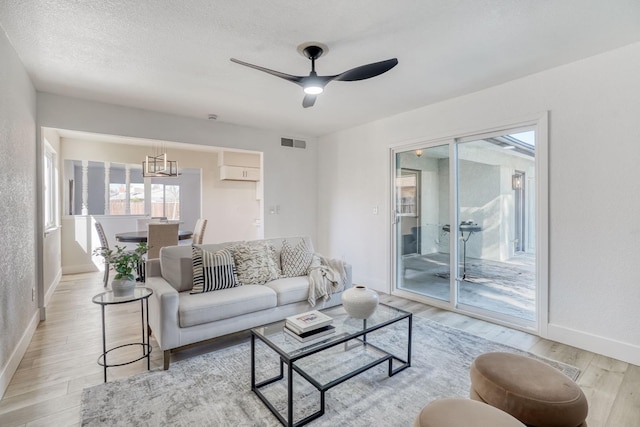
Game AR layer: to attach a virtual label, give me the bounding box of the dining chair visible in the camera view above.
[192,218,208,245]
[136,218,151,231]
[94,222,111,287]
[136,217,167,231]
[147,223,179,259]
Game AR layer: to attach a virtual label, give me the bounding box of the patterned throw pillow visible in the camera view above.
[269,244,282,278]
[281,239,314,277]
[231,241,280,285]
[191,246,240,293]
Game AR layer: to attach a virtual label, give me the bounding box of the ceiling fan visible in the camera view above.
[230,44,398,108]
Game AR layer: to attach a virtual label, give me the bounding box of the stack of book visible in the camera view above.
[284,310,335,342]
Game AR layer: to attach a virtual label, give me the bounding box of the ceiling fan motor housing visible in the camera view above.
[302,45,324,60]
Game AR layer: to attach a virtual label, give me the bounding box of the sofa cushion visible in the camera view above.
[264,276,310,306]
[191,246,239,293]
[159,237,314,292]
[231,241,280,285]
[281,239,313,277]
[179,285,277,327]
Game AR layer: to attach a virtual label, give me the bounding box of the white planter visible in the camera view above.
[111,279,136,297]
[342,285,379,319]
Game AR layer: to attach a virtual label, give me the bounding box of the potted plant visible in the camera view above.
[93,242,148,296]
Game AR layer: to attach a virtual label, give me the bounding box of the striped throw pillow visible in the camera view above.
[191,246,240,293]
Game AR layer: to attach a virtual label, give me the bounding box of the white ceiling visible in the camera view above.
[2,1,640,137]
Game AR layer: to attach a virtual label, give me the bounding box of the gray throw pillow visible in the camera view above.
[231,241,280,285]
[281,239,313,277]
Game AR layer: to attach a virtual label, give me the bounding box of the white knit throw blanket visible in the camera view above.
[307,254,347,307]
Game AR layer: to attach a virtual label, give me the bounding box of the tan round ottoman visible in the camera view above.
[413,398,525,427]
[470,352,588,427]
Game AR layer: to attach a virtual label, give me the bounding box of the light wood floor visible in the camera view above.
[1,272,638,426]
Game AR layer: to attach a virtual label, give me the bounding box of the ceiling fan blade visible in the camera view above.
[302,94,317,108]
[334,58,399,82]
[230,58,304,84]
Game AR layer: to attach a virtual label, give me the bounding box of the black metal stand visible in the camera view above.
[442,223,482,279]
[461,230,472,279]
[93,288,153,382]
[251,313,412,426]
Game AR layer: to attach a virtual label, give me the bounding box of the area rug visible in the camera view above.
[81,317,578,426]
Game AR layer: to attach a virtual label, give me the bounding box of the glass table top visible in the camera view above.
[92,287,153,305]
[252,303,411,360]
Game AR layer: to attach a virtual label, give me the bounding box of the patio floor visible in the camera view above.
[399,252,536,321]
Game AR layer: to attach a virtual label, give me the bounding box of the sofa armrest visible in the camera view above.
[145,276,181,351]
[146,258,162,278]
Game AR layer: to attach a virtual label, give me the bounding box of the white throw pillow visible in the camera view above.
[281,239,313,277]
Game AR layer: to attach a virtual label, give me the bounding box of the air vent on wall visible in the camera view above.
[281,137,306,149]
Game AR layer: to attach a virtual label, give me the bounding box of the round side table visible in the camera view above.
[92,287,153,382]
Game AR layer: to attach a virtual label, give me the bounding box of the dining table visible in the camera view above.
[115,230,193,243]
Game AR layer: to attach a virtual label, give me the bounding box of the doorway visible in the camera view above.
[393,126,539,328]
[395,145,451,302]
[397,168,421,256]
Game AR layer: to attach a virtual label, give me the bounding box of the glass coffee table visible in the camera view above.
[251,303,412,426]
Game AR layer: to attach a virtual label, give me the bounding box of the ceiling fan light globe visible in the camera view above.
[304,86,323,95]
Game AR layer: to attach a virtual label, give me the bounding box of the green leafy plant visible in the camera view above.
[93,242,149,281]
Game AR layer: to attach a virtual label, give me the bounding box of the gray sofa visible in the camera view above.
[145,236,352,369]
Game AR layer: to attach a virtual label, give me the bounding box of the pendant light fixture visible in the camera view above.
[142,144,179,177]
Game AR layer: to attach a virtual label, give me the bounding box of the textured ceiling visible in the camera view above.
[2,1,640,137]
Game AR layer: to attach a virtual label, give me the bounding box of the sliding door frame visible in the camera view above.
[390,112,549,336]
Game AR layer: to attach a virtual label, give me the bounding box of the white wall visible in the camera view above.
[318,42,640,365]
[60,137,258,240]
[37,94,318,244]
[0,29,38,398]
[58,137,265,273]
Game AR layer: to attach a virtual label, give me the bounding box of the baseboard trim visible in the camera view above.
[0,310,40,399]
[62,264,97,275]
[547,323,640,366]
[44,268,62,308]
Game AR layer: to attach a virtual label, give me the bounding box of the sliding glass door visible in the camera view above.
[393,128,538,327]
[395,145,450,302]
[455,132,536,322]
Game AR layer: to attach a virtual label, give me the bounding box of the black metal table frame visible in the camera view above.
[251,309,412,427]
[442,223,482,279]
[93,290,153,382]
